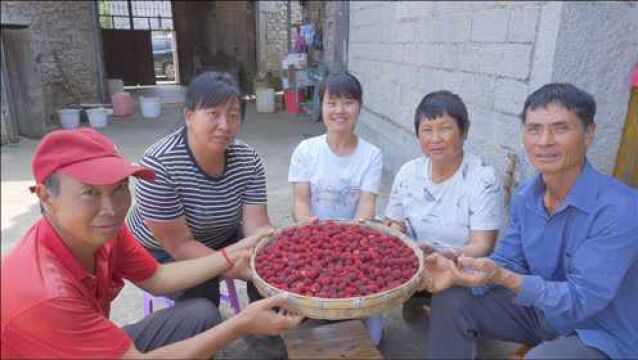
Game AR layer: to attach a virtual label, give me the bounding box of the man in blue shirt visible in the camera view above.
[420,83,638,359]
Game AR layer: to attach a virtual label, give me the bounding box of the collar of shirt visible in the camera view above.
[38,217,112,285]
[561,160,599,213]
[423,155,467,201]
[525,159,599,217]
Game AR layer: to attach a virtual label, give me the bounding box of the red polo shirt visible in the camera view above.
[1,217,158,359]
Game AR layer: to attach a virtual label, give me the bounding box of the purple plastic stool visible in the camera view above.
[143,291,174,315]
[218,277,242,315]
[143,278,242,316]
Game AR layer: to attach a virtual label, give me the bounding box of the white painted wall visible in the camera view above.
[551,2,638,174]
[348,1,637,186]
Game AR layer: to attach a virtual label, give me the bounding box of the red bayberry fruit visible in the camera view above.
[256,223,418,297]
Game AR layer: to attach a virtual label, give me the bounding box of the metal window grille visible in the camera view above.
[98,0,173,30]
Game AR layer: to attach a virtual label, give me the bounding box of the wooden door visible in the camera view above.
[613,83,638,188]
[102,29,156,86]
[1,28,46,140]
[1,32,19,144]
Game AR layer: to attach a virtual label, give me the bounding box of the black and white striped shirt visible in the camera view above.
[127,127,267,250]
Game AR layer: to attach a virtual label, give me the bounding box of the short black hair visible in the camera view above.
[521,83,596,127]
[319,72,363,105]
[40,173,60,214]
[185,71,245,117]
[317,72,363,122]
[44,173,60,196]
[414,90,469,136]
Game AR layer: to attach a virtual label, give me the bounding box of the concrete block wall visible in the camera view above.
[1,1,101,129]
[348,1,638,188]
[551,3,638,177]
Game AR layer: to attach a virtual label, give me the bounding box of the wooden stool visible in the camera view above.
[509,343,532,360]
[283,320,383,359]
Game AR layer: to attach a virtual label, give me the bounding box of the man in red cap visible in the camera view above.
[1,128,302,359]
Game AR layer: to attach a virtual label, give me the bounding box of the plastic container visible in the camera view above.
[275,91,284,112]
[256,88,275,113]
[111,92,134,117]
[140,96,161,118]
[107,79,124,99]
[57,109,80,129]
[86,108,109,128]
[285,89,304,115]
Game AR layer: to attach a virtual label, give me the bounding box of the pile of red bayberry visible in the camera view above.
[255,222,419,298]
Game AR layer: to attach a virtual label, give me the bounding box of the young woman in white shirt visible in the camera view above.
[384,90,504,321]
[288,72,384,345]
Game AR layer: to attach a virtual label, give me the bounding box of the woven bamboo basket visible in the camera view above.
[250,220,425,320]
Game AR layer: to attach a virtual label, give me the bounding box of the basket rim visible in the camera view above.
[249,219,425,302]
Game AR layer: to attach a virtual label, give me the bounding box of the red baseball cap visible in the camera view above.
[30,128,155,192]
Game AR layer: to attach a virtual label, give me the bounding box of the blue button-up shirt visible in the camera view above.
[487,161,638,358]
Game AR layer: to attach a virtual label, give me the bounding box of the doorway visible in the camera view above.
[1,26,47,140]
[171,1,256,93]
[98,0,178,86]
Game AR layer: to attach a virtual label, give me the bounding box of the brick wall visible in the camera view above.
[348,1,638,186]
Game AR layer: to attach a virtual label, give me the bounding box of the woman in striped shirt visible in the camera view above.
[127,72,271,306]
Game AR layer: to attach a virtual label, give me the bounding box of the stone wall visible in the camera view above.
[1,1,101,130]
[256,0,302,75]
[348,1,638,186]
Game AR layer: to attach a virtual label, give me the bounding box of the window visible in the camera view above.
[98,0,173,31]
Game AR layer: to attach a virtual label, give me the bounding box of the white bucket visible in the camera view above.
[86,108,109,128]
[57,109,80,129]
[256,88,275,113]
[140,96,161,118]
